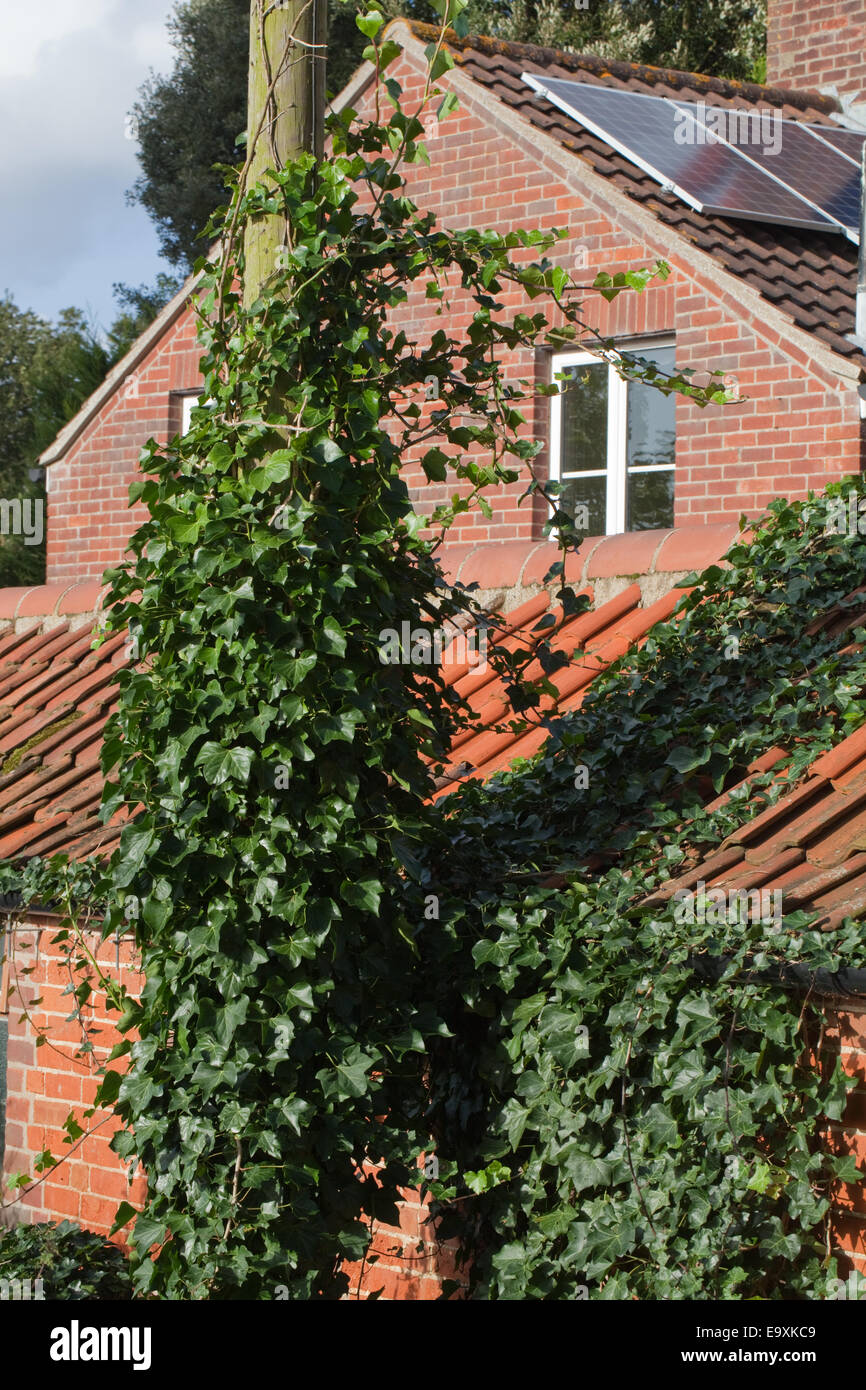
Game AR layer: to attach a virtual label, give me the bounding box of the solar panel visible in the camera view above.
[522,75,853,239]
[806,125,866,164]
[687,110,862,231]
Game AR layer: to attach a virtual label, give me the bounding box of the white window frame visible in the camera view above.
[549,336,676,536]
[180,392,200,435]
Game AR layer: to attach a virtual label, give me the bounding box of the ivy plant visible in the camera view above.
[0,3,757,1300]
[422,482,866,1299]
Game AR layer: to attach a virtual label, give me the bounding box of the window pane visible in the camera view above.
[560,475,606,537]
[626,346,676,471]
[627,469,674,531]
[560,361,608,473]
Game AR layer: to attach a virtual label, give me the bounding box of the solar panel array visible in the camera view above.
[521,74,866,241]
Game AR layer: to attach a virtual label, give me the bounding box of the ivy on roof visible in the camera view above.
[421,481,866,1298]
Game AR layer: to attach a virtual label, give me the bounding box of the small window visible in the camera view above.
[549,339,676,536]
[180,393,200,435]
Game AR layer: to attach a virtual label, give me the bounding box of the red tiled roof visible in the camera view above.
[0,618,128,863]
[436,582,684,793]
[633,582,866,932]
[404,23,863,366]
[642,721,866,934]
[6,534,866,944]
[0,527,736,862]
[0,572,693,859]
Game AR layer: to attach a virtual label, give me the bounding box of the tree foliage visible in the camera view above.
[0,299,112,587]
[128,0,257,270]
[468,0,767,83]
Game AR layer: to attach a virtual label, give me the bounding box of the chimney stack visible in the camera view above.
[767,0,866,123]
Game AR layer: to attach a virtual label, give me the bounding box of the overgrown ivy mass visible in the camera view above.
[2,6,864,1301]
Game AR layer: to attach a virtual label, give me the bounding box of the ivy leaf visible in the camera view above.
[195,742,255,786]
[356,10,384,39]
[665,745,708,773]
[340,878,382,913]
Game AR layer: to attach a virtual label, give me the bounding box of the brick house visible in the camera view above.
[40,12,866,586]
[3,0,866,1295]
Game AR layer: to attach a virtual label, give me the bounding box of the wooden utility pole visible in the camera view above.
[243,0,327,307]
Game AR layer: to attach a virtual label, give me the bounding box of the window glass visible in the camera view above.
[560,361,608,474]
[552,340,675,536]
[625,344,675,530]
[626,346,676,470]
[181,394,200,434]
[560,475,607,536]
[627,469,675,531]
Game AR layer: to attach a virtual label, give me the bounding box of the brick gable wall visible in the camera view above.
[768,0,866,100]
[46,306,203,586]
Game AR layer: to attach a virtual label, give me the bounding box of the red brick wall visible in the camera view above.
[44,43,862,584]
[2,918,866,1293]
[46,306,202,587]
[768,0,866,98]
[1,917,145,1233]
[3,917,866,1293]
[0,918,462,1297]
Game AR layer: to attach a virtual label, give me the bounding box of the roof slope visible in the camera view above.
[0,581,680,862]
[437,583,682,792]
[0,621,128,862]
[407,22,862,365]
[4,563,866,941]
[636,584,866,936]
[643,722,866,936]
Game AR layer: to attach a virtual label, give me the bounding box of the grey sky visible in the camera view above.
[0,0,179,335]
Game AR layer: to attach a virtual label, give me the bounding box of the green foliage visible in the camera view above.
[0,298,112,587]
[420,482,866,1299]
[465,0,767,84]
[47,7,719,1300]
[4,8,857,1306]
[0,1221,132,1300]
[128,0,252,269]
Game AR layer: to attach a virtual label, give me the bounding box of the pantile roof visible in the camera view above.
[4,528,866,945]
[0,618,127,863]
[437,582,683,793]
